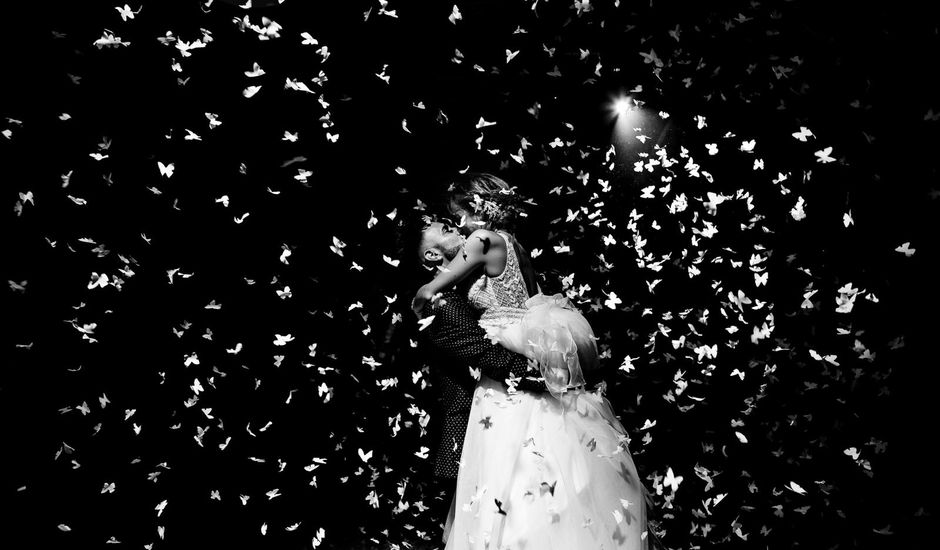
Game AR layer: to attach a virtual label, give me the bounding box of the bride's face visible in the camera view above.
[447,199,482,236]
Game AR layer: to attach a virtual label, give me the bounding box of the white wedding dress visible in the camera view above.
[444,231,649,550]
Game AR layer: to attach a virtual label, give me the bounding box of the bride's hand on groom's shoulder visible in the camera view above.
[411,284,434,317]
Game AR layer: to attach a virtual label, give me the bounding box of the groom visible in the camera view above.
[414,220,548,543]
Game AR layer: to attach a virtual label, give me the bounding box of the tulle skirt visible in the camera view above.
[443,375,649,550]
[480,293,600,397]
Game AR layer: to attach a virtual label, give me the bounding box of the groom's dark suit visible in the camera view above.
[421,286,546,480]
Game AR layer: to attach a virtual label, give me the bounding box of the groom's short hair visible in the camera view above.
[397,213,438,276]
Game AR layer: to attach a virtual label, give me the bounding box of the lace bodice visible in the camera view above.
[468,231,530,312]
[468,230,595,396]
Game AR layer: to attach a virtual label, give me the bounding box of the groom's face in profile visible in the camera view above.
[419,221,464,272]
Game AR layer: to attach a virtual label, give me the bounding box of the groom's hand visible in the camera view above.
[528,357,572,388]
[526,357,540,375]
[526,358,569,389]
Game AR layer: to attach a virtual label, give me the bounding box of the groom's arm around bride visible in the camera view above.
[424,289,546,395]
[420,287,547,478]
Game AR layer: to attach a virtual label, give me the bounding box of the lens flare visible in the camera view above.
[613,97,633,118]
[607,93,647,155]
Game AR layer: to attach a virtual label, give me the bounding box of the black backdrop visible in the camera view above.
[3,1,938,549]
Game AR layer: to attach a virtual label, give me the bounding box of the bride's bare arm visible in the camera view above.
[411,229,506,315]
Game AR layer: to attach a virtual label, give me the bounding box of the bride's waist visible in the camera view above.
[478,374,588,394]
[479,306,527,320]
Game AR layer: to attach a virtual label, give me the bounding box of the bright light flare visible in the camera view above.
[606,93,651,160]
[607,94,641,129]
[612,96,634,118]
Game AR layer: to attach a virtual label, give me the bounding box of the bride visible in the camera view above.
[413,173,652,550]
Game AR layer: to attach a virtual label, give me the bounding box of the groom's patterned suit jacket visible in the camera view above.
[422,288,546,479]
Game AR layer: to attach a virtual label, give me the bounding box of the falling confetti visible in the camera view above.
[2,1,932,549]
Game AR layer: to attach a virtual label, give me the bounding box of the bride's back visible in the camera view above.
[468,230,532,313]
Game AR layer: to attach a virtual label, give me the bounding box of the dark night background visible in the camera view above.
[2,0,937,548]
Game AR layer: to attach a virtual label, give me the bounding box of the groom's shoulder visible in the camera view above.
[427,289,471,316]
[430,288,466,308]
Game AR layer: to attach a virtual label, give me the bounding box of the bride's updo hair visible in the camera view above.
[446,171,540,297]
[446,172,527,232]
